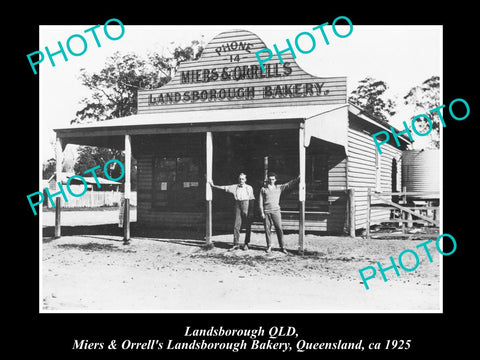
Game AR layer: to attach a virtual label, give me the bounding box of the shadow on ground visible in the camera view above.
[43,223,209,240]
[56,242,137,253]
[43,223,235,246]
[42,225,326,258]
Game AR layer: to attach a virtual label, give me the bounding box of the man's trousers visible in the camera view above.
[263,210,284,248]
[233,200,254,245]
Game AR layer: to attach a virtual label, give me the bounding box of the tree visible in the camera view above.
[74,146,122,178]
[43,158,56,180]
[403,76,441,148]
[72,52,159,124]
[348,77,397,122]
[70,40,204,190]
[71,40,204,125]
[74,146,137,190]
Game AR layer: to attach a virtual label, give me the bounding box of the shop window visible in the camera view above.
[306,154,329,212]
[152,156,204,211]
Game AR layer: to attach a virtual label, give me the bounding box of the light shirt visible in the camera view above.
[235,185,250,201]
[222,184,255,201]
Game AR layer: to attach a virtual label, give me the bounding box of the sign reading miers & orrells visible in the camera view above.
[137,29,347,113]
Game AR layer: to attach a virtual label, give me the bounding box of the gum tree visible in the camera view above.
[72,40,204,124]
[403,76,441,148]
[70,40,204,187]
[348,77,397,122]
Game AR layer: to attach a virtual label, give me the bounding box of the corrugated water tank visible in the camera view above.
[401,149,440,199]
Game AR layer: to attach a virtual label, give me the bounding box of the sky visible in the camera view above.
[38,24,442,162]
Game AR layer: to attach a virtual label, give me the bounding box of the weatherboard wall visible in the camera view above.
[347,116,403,230]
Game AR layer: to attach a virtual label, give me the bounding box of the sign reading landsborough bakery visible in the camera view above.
[137,29,347,113]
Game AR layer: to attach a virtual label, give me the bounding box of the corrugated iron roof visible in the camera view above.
[55,103,411,145]
[54,104,344,131]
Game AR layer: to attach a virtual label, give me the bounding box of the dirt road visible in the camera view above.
[41,211,441,312]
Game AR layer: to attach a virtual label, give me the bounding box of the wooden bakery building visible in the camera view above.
[53,29,411,247]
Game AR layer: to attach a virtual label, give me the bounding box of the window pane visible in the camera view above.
[152,156,204,211]
[153,157,176,208]
[307,154,329,212]
[176,157,204,211]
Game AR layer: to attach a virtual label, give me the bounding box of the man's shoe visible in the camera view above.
[280,248,288,255]
[243,244,249,251]
[265,246,272,253]
[229,245,240,251]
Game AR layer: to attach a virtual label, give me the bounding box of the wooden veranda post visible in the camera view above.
[123,134,131,244]
[299,124,306,254]
[263,156,268,184]
[54,136,63,238]
[348,188,355,237]
[205,131,213,244]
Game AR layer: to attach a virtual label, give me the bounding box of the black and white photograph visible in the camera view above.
[14,9,476,356]
[37,24,444,312]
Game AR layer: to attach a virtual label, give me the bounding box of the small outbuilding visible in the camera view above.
[45,172,122,208]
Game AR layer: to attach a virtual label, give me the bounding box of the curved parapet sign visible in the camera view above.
[138,29,347,113]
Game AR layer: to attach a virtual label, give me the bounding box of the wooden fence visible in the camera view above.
[366,187,439,239]
[251,189,356,235]
[46,191,137,208]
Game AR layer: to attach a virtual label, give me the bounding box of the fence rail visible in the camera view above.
[46,191,137,208]
[366,187,439,239]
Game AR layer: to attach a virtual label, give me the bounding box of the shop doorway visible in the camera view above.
[211,129,299,223]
